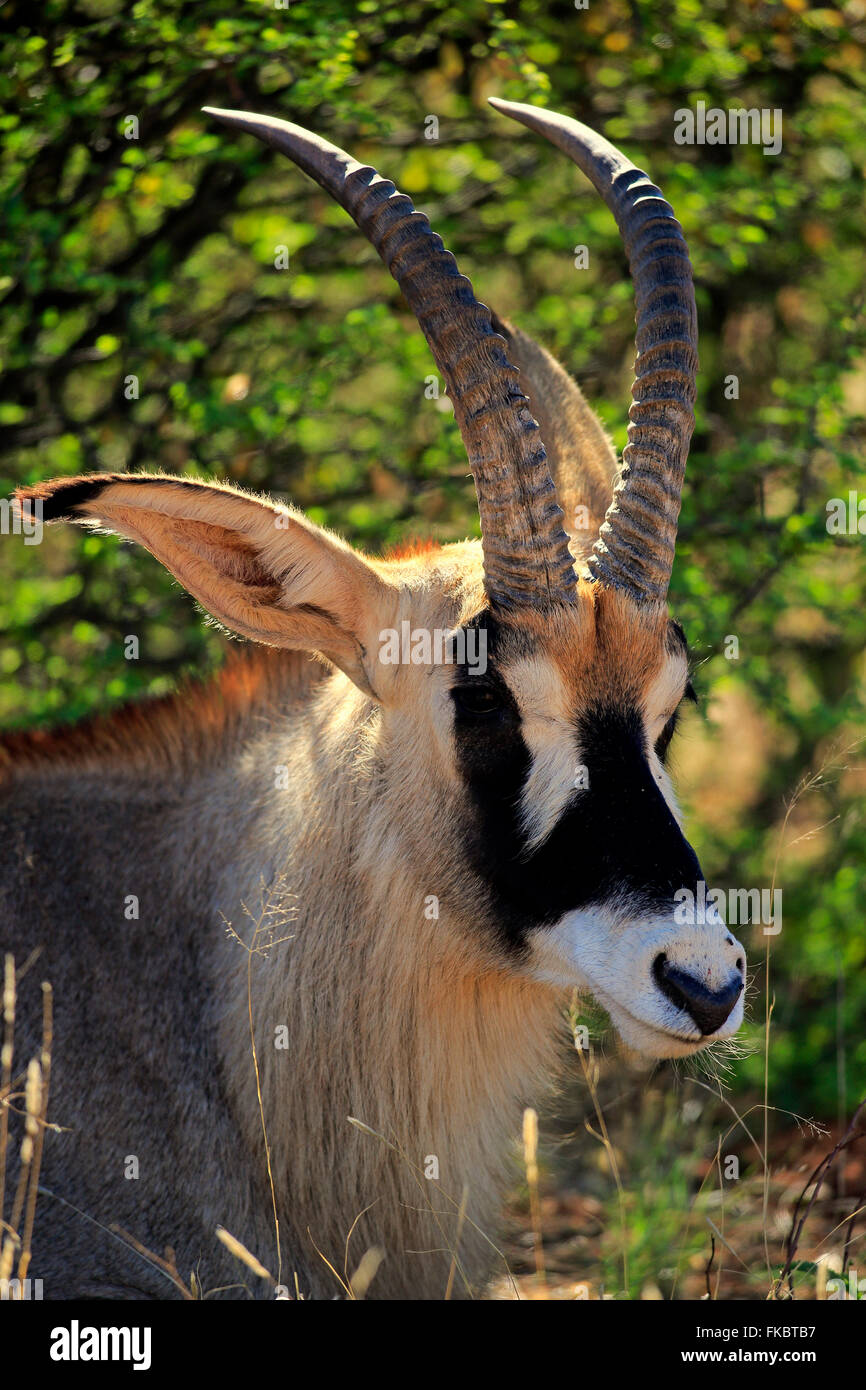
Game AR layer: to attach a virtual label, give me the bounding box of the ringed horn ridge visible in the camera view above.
[202,99,698,608]
[202,104,576,612]
[489,98,699,605]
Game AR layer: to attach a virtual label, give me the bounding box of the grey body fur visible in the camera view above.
[2,638,560,1300]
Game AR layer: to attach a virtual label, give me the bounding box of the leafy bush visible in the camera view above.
[1,0,864,1118]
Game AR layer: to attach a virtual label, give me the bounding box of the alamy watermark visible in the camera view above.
[1,497,43,545]
[49,1321,151,1370]
[826,492,866,535]
[378,622,487,674]
[674,101,783,157]
[1,1277,43,1299]
[827,1267,866,1300]
[675,881,782,935]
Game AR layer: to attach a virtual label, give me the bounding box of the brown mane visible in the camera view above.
[0,644,323,781]
[383,536,443,562]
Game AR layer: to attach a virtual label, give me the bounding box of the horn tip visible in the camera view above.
[488,97,562,141]
[202,106,277,135]
[202,107,292,146]
[202,106,249,123]
[488,96,530,117]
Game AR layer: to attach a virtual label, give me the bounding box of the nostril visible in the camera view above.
[652,953,743,1036]
[653,953,693,1020]
[736,957,744,973]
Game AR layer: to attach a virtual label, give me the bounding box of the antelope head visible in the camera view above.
[16,101,745,1059]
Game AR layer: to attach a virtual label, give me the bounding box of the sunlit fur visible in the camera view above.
[2,336,744,1300]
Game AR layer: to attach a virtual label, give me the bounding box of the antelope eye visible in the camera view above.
[451,683,505,718]
[654,710,679,762]
[654,681,696,762]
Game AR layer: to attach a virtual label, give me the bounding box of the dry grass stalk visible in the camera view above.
[0,958,53,1298]
[522,1107,546,1290]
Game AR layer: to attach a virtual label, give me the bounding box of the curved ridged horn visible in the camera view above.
[202,107,576,610]
[489,98,698,605]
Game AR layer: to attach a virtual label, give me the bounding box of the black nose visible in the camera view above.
[653,955,743,1036]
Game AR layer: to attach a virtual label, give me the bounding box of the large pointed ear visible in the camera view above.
[490,313,618,570]
[14,473,399,700]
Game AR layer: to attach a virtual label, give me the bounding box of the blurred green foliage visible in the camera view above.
[1,0,865,1118]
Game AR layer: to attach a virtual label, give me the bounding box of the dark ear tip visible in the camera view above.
[12,475,111,523]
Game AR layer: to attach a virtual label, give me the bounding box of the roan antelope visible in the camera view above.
[1,100,746,1300]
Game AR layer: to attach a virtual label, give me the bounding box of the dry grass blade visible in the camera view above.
[444,1185,469,1301]
[348,1245,385,1299]
[0,954,15,1257]
[109,1225,197,1300]
[346,1116,514,1298]
[216,1225,275,1284]
[19,982,52,1284]
[779,1095,866,1298]
[522,1108,546,1291]
[0,960,54,1297]
[221,874,297,1290]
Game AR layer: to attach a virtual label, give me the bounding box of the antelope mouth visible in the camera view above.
[528,906,746,1060]
[588,982,743,1061]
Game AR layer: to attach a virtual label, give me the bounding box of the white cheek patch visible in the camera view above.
[506,656,583,855]
[643,649,690,744]
[510,651,690,855]
[648,751,685,830]
[642,650,690,829]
